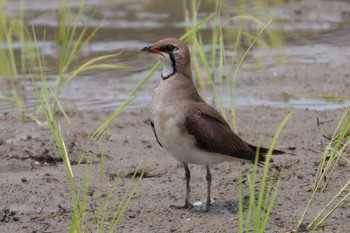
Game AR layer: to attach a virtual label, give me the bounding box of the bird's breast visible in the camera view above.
[151,102,184,145]
[150,81,193,153]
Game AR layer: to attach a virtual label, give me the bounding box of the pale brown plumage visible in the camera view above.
[141,38,284,209]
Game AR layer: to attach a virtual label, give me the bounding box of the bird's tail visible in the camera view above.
[247,143,285,155]
[246,143,285,167]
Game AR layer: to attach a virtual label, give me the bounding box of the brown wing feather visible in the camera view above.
[184,102,267,163]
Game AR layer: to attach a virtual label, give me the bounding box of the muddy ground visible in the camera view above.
[1,63,349,233]
[1,0,350,232]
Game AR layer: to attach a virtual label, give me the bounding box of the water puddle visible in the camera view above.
[2,77,347,113]
[1,0,350,114]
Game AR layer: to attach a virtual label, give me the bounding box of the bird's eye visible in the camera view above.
[165,44,176,52]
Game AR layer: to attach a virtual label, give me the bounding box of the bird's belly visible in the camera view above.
[166,139,234,166]
[152,109,233,166]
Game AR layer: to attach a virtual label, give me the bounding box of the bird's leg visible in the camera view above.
[171,162,192,209]
[184,162,191,208]
[206,165,212,209]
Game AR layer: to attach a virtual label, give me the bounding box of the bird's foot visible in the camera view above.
[205,203,211,212]
[170,203,194,210]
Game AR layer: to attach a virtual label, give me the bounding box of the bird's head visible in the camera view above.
[141,38,191,80]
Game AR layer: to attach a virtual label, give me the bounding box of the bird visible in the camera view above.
[141,38,284,210]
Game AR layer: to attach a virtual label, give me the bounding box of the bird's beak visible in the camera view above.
[141,45,164,57]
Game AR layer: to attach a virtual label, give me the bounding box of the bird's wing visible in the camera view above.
[184,102,265,163]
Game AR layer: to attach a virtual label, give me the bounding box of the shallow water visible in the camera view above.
[1,0,350,114]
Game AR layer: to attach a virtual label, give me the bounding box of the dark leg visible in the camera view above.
[171,162,192,209]
[184,162,191,208]
[206,165,212,209]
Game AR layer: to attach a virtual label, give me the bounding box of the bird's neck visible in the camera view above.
[156,73,203,103]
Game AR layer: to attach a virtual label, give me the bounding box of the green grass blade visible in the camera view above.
[314,185,350,228]
[308,180,349,228]
[238,111,293,233]
[297,106,350,230]
[238,175,244,233]
[109,165,145,232]
[180,14,214,43]
[92,62,161,141]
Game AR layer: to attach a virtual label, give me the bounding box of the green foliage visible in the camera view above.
[25,1,145,230]
[32,28,78,230]
[0,0,125,118]
[55,0,126,99]
[238,111,293,233]
[297,107,350,231]
[184,0,279,130]
[0,0,36,120]
[32,27,145,232]
[185,0,285,87]
[93,159,145,233]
